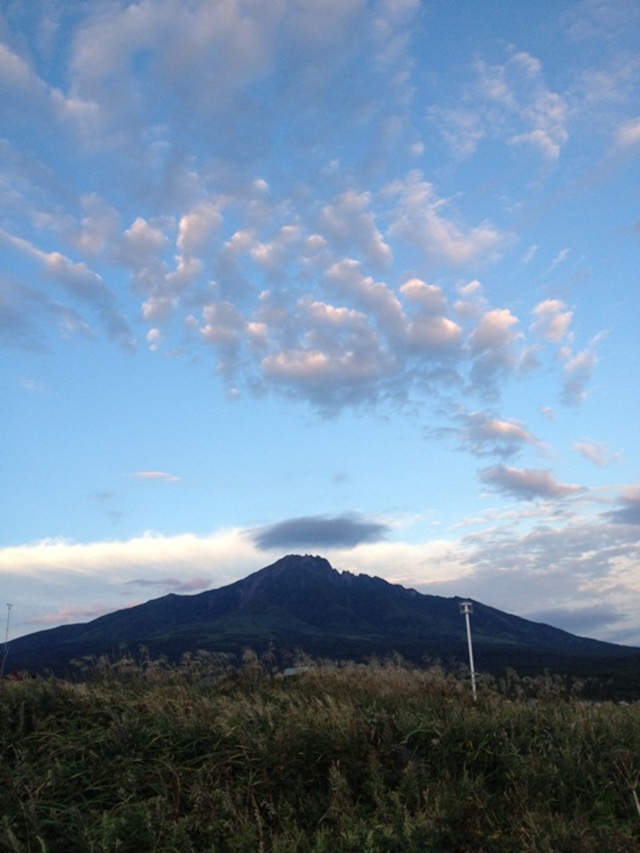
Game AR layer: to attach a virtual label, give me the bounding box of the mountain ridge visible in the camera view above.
[7,554,639,683]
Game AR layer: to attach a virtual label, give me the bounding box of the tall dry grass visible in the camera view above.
[0,652,638,851]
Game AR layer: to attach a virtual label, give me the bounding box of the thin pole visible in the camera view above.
[1,604,12,678]
[464,608,477,701]
[459,601,477,701]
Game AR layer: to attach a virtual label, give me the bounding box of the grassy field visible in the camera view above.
[1,651,639,852]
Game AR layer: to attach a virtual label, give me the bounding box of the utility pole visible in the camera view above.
[459,600,477,701]
[1,603,13,679]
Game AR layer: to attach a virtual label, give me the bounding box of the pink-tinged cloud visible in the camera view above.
[470,309,521,352]
[531,299,573,343]
[480,465,583,500]
[26,600,140,626]
[400,278,448,314]
[615,117,640,149]
[130,471,181,482]
[456,410,544,458]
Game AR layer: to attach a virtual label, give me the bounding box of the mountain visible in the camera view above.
[7,555,639,687]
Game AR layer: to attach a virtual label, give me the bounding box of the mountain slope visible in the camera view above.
[7,554,638,677]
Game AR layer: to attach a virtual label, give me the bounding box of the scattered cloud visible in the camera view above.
[125,577,211,593]
[615,116,640,149]
[19,378,47,394]
[26,601,133,627]
[605,486,640,525]
[479,465,583,501]
[1,18,604,418]
[549,248,571,269]
[524,604,620,637]
[129,471,181,483]
[574,439,620,467]
[90,491,123,526]
[450,410,545,458]
[428,508,640,645]
[434,48,569,163]
[561,335,601,406]
[0,228,134,349]
[564,0,640,45]
[251,513,389,550]
[531,300,573,343]
[386,171,506,264]
[468,308,523,396]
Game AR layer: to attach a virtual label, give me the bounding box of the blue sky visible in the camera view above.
[2,0,639,647]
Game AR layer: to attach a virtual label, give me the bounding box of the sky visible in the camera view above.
[1,0,639,648]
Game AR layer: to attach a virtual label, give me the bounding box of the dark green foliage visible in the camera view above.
[0,656,639,851]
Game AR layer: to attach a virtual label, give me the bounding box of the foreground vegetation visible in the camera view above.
[1,652,639,852]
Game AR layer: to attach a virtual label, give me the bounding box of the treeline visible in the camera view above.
[1,653,639,851]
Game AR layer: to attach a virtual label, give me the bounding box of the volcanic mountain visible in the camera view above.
[7,554,639,685]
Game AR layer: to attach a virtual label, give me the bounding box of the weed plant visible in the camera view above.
[0,652,638,851]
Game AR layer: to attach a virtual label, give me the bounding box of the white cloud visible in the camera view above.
[121,217,169,263]
[405,315,462,353]
[549,248,571,269]
[324,262,405,342]
[197,301,246,349]
[386,171,505,264]
[434,49,569,164]
[615,116,640,149]
[470,308,520,352]
[62,0,419,177]
[320,191,392,268]
[531,299,573,343]
[467,309,523,395]
[1,4,601,417]
[574,439,620,467]
[0,228,134,348]
[452,410,544,458]
[177,202,223,257]
[0,38,98,144]
[428,107,486,158]
[561,336,601,406]
[129,471,181,483]
[400,278,448,313]
[0,530,259,637]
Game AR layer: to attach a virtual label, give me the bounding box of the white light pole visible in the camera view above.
[459,600,477,701]
[1,603,12,678]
